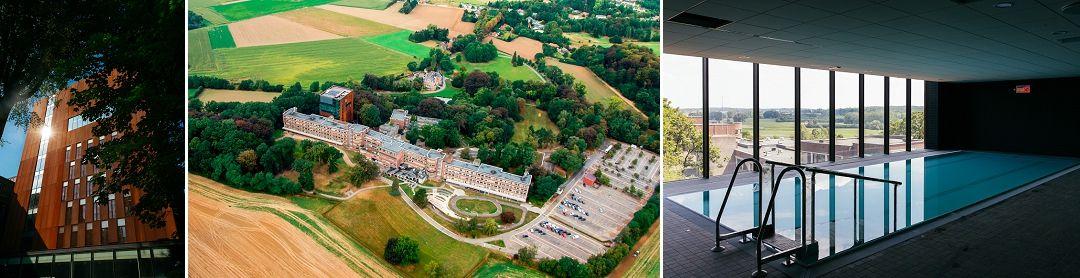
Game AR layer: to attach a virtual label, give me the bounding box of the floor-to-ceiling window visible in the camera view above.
[911,80,925,150]
[835,72,860,160]
[889,77,908,153]
[661,54,704,181]
[709,59,754,175]
[758,64,795,164]
[800,68,830,164]
[864,75,885,156]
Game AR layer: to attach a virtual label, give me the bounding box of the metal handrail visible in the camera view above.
[752,166,808,278]
[712,158,765,252]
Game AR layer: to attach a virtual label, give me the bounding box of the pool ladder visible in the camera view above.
[710,158,903,277]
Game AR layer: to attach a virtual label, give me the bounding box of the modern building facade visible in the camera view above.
[0,82,179,277]
[318,86,355,123]
[283,107,532,202]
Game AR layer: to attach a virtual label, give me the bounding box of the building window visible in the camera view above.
[889,77,907,153]
[757,64,795,164]
[76,143,82,161]
[108,194,117,218]
[864,74,886,156]
[800,68,831,164]
[911,80,925,150]
[709,58,754,175]
[79,199,87,223]
[69,161,75,179]
[86,176,94,197]
[66,202,73,224]
[94,197,101,221]
[58,227,65,248]
[117,219,127,243]
[85,223,93,246]
[100,221,109,244]
[66,145,72,163]
[71,226,79,247]
[123,191,133,209]
[62,181,69,201]
[834,72,860,161]
[74,179,81,199]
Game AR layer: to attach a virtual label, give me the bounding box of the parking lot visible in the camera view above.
[550,184,643,241]
[599,144,661,192]
[505,216,608,262]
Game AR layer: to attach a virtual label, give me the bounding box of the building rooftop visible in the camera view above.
[321,86,352,101]
[390,109,409,121]
[449,159,532,184]
[284,107,368,133]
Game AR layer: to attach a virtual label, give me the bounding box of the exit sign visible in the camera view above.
[1015,85,1031,94]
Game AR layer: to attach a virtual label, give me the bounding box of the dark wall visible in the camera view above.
[935,76,1080,157]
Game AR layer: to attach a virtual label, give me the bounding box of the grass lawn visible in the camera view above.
[752,118,859,139]
[325,188,489,277]
[363,30,432,59]
[189,0,232,25]
[487,240,505,248]
[288,195,340,214]
[210,0,340,22]
[565,32,659,56]
[427,86,464,98]
[459,55,543,82]
[472,258,546,278]
[455,199,498,214]
[208,25,237,49]
[189,28,215,71]
[332,0,395,9]
[512,103,559,143]
[276,8,400,37]
[190,37,412,84]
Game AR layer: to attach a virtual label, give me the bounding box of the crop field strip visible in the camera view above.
[362,30,432,58]
[227,15,343,48]
[208,25,237,49]
[276,7,401,37]
[332,0,395,9]
[190,37,413,84]
[210,0,341,22]
[190,0,232,24]
[189,28,216,71]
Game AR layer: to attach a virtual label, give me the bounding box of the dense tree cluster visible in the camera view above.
[463,42,498,63]
[570,44,660,117]
[411,49,456,73]
[384,236,420,265]
[408,24,450,42]
[549,148,584,173]
[398,0,419,14]
[525,166,564,204]
[472,9,504,36]
[362,73,423,92]
[477,141,536,174]
[188,11,207,30]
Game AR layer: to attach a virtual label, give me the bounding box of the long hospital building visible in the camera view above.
[283,107,532,202]
[0,81,180,276]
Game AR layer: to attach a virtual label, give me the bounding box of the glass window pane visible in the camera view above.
[889,77,908,153]
[757,64,795,164]
[661,54,704,181]
[835,72,860,160]
[911,80,925,150]
[709,59,753,175]
[114,251,138,278]
[800,68,830,164]
[864,75,885,156]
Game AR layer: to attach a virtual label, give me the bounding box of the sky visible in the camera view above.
[0,117,27,179]
[662,53,924,110]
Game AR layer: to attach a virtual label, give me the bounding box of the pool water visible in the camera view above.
[667,151,1079,262]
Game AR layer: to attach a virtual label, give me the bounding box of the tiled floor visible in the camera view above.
[663,198,789,277]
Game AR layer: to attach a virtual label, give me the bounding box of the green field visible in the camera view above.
[208,25,236,49]
[190,37,413,84]
[512,104,559,143]
[189,28,216,71]
[427,86,464,98]
[210,0,339,22]
[566,32,659,55]
[288,195,340,214]
[455,199,498,214]
[754,118,858,139]
[363,30,433,58]
[472,259,546,278]
[188,88,202,99]
[332,0,395,9]
[276,8,401,37]
[325,188,489,277]
[460,55,543,82]
[189,0,231,25]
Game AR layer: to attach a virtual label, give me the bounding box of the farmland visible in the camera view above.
[325,188,490,277]
[227,15,342,47]
[208,25,237,49]
[276,8,401,37]
[459,56,543,82]
[332,0,395,9]
[197,89,280,103]
[546,58,641,114]
[190,37,413,84]
[363,30,432,58]
[189,0,231,25]
[566,32,660,55]
[210,0,340,22]
[189,28,215,71]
